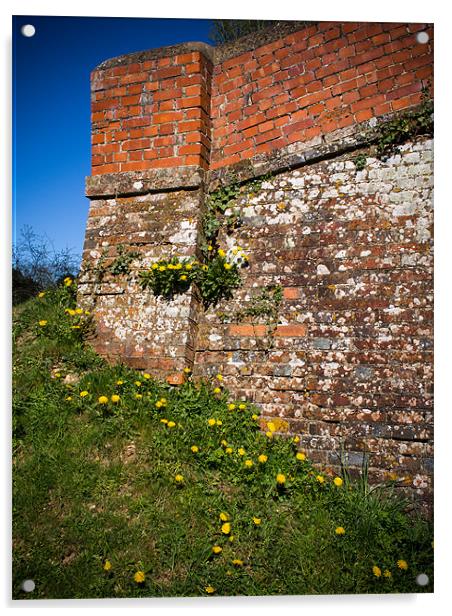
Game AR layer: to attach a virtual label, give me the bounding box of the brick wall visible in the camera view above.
[194,139,433,504]
[210,22,432,169]
[90,44,213,174]
[81,21,433,506]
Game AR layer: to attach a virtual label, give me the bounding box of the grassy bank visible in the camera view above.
[12,281,433,598]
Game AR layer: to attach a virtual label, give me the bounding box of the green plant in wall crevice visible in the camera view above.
[352,85,433,171]
[138,250,247,309]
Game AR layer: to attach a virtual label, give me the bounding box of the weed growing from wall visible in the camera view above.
[138,250,246,308]
[202,182,242,256]
[352,86,433,171]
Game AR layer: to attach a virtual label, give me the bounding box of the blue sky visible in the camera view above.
[12,15,214,259]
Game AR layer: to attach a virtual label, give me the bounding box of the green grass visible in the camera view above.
[12,282,434,599]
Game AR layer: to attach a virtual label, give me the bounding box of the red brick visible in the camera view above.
[92,163,120,175]
[178,96,203,109]
[258,120,275,133]
[154,88,183,102]
[355,109,373,122]
[120,72,148,85]
[155,66,183,79]
[120,161,151,172]
[122,138,151,151]
[153,111,184,123]
[229,324,268,337]
[283,288,300,300]
[274,324,308,337]
[179,144,203,155]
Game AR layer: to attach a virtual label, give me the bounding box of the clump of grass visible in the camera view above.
[12,282,433,599]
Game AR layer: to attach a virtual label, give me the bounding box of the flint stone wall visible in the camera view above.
[80,21,433,507]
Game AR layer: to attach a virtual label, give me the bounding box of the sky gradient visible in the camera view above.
[12,15,214,259]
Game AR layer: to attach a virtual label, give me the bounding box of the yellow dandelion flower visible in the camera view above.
[185,263,192,270]
[98,396,109,404]
[221,440,228,447]
[216,374,223,381]
[296,452,306,461]
[70,325,81,329]
[293,436,300,443]
[64,277,72,286]
[219,512,229,522]
[213,387,221,394]
[316,475,325,484]
[80,390,89,398]
[212,546,222,554]
[238,403,246,410]
[267,421,276,432]
[207,245,213,252]
[229,535,234,542]
[175,474,184,483]
[39,320,48,326]
[244,459,254,468]
[252,414,258,420]
[228,403,236,411]
[38,291,45,298]
[216,419,222,426]
[155,400,163,409]
[135,393,142,400]
[151,263,159,270]
[258,454,268,463]
[373,566,382,578]
[225,447,233,454]
[218,249,226,257]
[205,586,215,594]
[276,473,286,485]
[253,517,262,525]
[160,418,168,424]
[224,263,232,270]
[335,527,346,535]
[238,448,245,456]
[134,571,145,583]
[167,421,176,428]
[191,445,199,453]
[180,275,187,281]
[232,559,243,566]
[143,373,151,379]
[397,559,408,570]
[221,522,231,534]
[75,308,83,314]
[111,394,120,403]
[159,266,166,272]
[383,570,392,578]
[266,431,273,438]
[208,418,216,426]
[175,263,182,270]
[160,398,167,405]
[116,380,124,385]
[103,559,112,571]
[66,396,72,401]
[333,477,343,487]
[135,381,142,387]
[183,367,191,374]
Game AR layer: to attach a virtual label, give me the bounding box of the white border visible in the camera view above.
[2,1,450,614]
